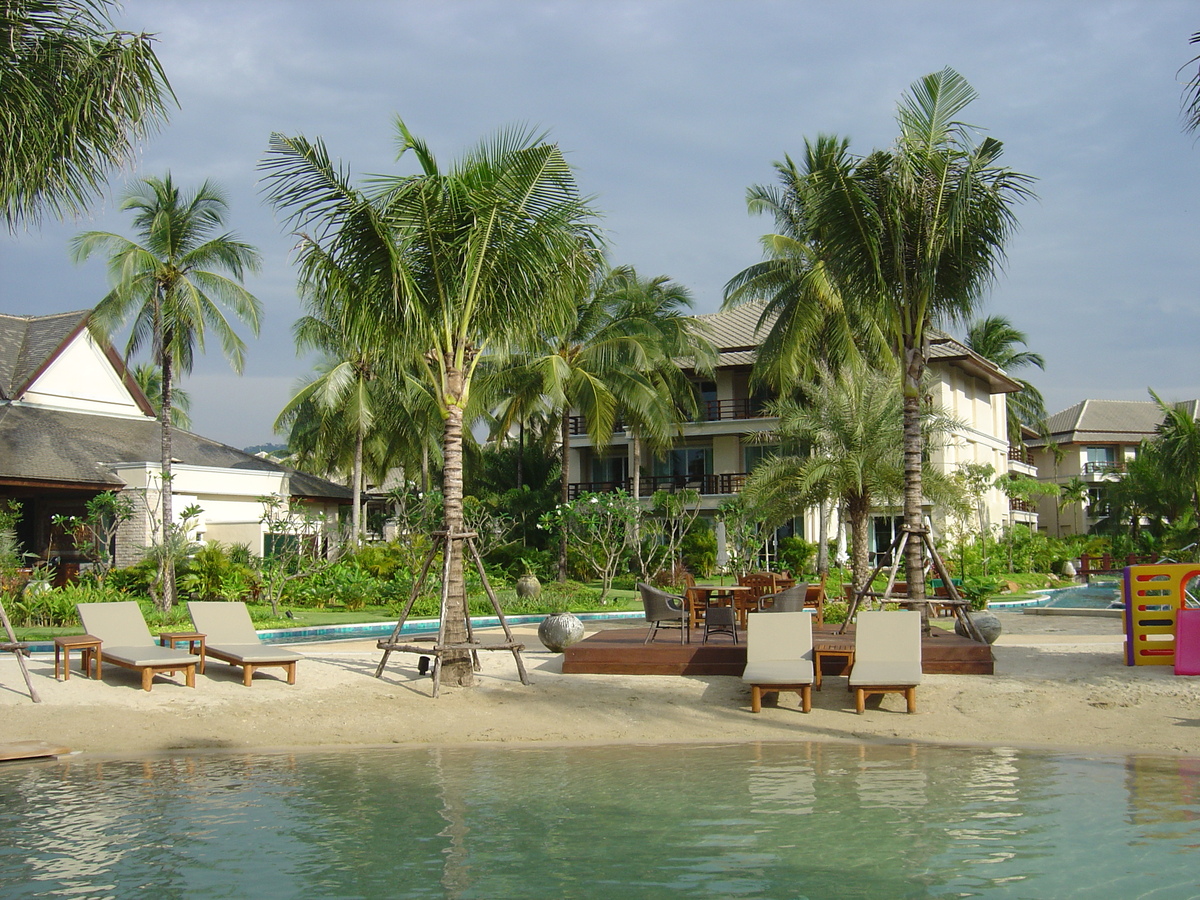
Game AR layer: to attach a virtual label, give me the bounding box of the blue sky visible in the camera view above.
[3,1,1198,448]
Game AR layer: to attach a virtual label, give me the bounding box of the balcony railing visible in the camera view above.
[566,399,769,436]
[567,473,749,500]
[1007,446,1035,466]
[1009,497,1037,513]
[1083,461,1125,476]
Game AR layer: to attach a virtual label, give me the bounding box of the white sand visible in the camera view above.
[3,614,1198,758]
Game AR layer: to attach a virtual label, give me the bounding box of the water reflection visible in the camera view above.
[1,743,1198,899]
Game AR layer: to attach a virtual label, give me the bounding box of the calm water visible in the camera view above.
[1,742,1198,899]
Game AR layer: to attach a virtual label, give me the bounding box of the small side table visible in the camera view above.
[813,645,855,691]
[54,634,102,681]
[159,631,206,674]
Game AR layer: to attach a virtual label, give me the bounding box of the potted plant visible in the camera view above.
[514,557,541,599]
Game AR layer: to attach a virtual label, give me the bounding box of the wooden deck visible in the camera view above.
[561,625,994,676]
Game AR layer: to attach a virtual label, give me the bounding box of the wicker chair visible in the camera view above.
[637,582,689,644]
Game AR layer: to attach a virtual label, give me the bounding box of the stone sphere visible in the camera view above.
[538,611,585,652]
[955,609,1003,644]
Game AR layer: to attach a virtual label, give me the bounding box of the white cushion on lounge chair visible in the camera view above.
[100,644,200,668]
[848,611,923,687]
[188,601,301,685]
[742,611,814,713]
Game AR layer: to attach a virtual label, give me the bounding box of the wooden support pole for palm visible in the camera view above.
[0,597,40,703]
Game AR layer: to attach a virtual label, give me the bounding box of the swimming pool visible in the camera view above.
[2,741,1197,898]
[990,581,1122,611]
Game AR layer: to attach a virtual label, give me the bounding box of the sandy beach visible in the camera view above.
[3,611,1198,758]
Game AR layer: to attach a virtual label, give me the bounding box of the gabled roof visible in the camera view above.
[689,301,1021,392]
[1028,398,1200,447]
[0,401,351,499]
[0,310,90,400]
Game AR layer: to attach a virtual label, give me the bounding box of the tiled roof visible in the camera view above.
[688,301,1020,391]
[0,404,351,499]
[1028,398,1200,446]
[0,310,89,400]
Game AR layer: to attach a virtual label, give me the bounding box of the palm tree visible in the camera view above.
[495,265,708,580]
[131,362,192,429]
[2,0,174,226]
[1152,390,1200,529]
[73,174,262,610]
[773,69,1033,602]
[261,121,600,686]
[965,315,1047,445]
[1182,31,1200,134]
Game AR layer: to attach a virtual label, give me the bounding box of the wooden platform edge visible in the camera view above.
[0,741,71,762]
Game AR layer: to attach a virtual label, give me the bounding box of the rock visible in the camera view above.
[538,612,585,652]
[956,609,1003,644]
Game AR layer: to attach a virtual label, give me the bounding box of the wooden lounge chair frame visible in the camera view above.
[77,600,198,692]
[188,601,300,686]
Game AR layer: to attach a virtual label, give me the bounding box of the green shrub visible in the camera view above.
[681,527,717,578]
[778,537,816,577]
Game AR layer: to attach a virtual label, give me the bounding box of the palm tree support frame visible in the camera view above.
[374,530,529,697]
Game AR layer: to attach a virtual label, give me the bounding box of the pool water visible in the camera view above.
[2,742,1199,899]
[991,581,1122,610]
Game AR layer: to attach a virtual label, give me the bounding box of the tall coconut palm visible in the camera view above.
[966,314,1047,445]
[777,69,1033,602]
[2,0,174,226]
[262,121,600,686]
[1182,30,1200,135]
[73,174,262,610]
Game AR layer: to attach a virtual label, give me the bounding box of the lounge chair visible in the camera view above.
[637,583,688,644]
[188,601,301,686]
[849,610,922,713]
[742,610,814,713]
[77,600,199,692]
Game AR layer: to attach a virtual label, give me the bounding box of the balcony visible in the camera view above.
[1008,497,1037,513]
[1007,446,1035,466]
[567,473,749,500]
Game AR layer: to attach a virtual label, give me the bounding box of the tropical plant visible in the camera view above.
[542,490,641,600]
[493,264,713,579]
[131,362,192,429]
[740,362,957,592]
[1,0,174,226]
[73,174,262,610]
[731,68,1033,603]
[1151,389,1200,529]
[49,490,134,579]
[965,315,1047,444]
[261,121,600,686]
[1182,30,1200,135]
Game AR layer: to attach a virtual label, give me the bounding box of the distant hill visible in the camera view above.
[243,442,288,456]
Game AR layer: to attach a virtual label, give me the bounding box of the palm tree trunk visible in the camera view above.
[440,364,473,687]
[631,432,642,547]
[516,420,525,489]
[902,343,926,606]
[848,493,871,594]
[558,411,570,582]
[159,340,175,613]
[351,428,363,546]
[816,498,829,577]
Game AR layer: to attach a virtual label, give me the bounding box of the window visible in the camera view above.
[590,454,628,485]
[744,443,779,473]
[655,446,711,482]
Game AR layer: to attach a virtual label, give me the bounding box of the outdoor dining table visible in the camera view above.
[686,584,754,630]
